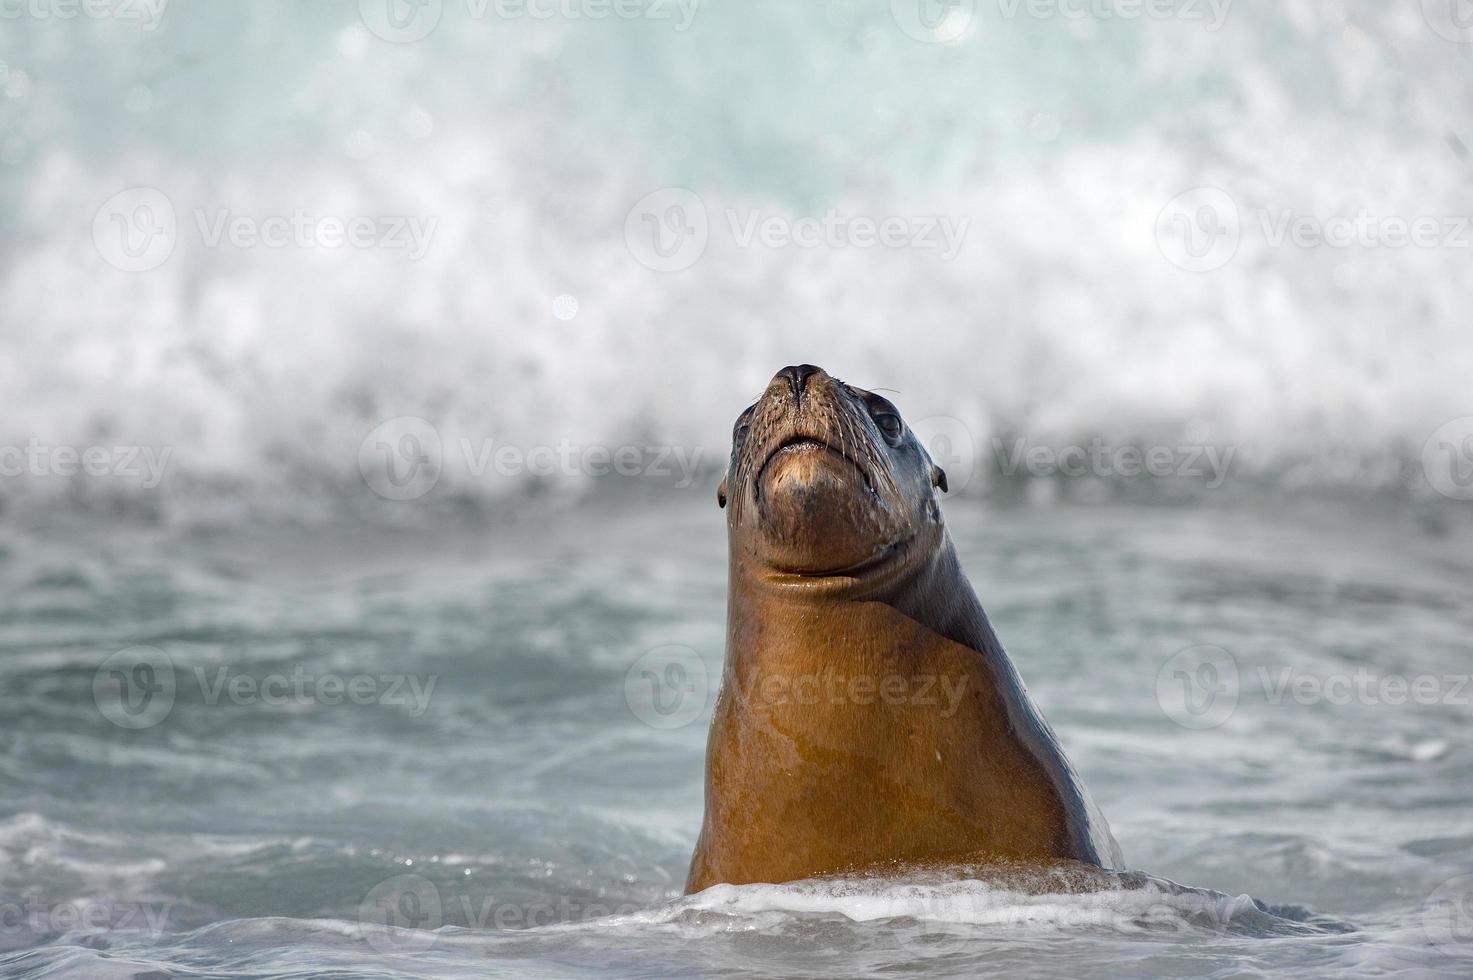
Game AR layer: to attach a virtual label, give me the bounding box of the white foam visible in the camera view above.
[0,5,1466,521]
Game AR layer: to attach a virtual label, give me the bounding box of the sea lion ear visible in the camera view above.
[931,465,948,493]
[717,475,728,509]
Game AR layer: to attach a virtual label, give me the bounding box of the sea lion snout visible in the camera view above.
[775,363,825,398]
[721,364,942,578]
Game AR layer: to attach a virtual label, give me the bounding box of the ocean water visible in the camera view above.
[1,0,1471,518]
[0,490,1470,978]
[3,0,1473,976]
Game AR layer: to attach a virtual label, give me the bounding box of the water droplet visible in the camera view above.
[5,70,32,100]
[552,294,579,321]
[337,25,370,59]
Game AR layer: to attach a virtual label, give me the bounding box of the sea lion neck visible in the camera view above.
[727,532,996,659]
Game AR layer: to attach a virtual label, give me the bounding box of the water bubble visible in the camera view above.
[338,24,371,59]
[5,70,32,100]
[552,294,579,321]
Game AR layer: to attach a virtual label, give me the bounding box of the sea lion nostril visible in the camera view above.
[778,364,824,396]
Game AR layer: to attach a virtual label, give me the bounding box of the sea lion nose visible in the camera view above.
[777,364,825,397]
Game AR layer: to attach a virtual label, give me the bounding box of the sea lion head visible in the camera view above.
[718,364,948,578]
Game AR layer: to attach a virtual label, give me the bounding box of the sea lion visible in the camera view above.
[685,364,1121,893]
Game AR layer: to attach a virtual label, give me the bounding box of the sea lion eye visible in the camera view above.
[873,412,902,441]
[733,407,754,443]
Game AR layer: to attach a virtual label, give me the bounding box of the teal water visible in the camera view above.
[2,0,1472,975]
[1,1,1470,516]
[0,492,1470,977]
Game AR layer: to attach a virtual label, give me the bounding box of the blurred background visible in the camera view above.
[1,2,1472,978]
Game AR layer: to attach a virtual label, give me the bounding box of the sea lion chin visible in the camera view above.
[686,363,1122,893]
[755,437,885,573]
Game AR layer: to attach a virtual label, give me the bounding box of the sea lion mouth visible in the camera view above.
[769,532,916,580]
[755,434,873,496]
